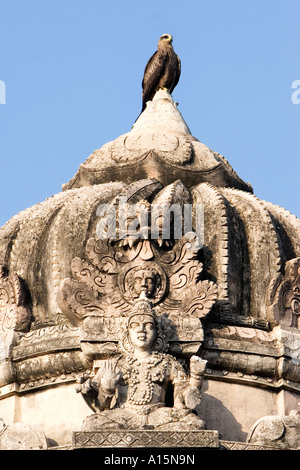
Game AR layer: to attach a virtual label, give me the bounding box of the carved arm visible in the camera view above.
[76,359,121,413]
[75,373,103,413]
[184,356,207,410]
[189,355,207,388]
[172,355,207,411]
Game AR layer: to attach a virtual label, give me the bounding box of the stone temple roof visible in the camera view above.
[0,158,299,331]
[1,86,300,450]
[63,90,253,193]
[0,89,299,332]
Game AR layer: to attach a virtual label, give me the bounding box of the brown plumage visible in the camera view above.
[141,34,181,113]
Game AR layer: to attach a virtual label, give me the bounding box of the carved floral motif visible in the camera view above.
[57,234,217,325]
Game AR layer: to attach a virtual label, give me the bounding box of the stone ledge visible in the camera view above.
[73,429,220,449]
[220,440,277,450]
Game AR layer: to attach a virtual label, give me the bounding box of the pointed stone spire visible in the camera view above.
[132,89,191,136]
[63,90,253,193]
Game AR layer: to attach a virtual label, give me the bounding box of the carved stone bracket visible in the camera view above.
[0,265,34,388]
[201,323,300,388]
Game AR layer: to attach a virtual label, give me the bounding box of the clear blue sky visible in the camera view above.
[0,0,299,227]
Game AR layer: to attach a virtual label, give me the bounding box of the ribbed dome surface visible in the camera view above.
[1,90,299,333]
[0,178,299,330]
[0,182,126,328]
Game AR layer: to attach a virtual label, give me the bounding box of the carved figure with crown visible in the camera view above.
[55,179,218,438]
[76,293,207,431]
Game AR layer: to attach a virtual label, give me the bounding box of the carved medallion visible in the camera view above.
[120,262,167,306]
[57,234,217,322]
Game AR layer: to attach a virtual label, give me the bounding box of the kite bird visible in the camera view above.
[141,34,181,113]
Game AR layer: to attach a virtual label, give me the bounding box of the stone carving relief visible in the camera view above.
[247,408,300,449]
[57,180,218,359]
[57,180,218,440]
[269,257,300,328]
[111,133,194,166]
[0,265,33,389]
[76,294,208,433]
[57,236,217,353]
[0,265,33,333]
[0,421,48,450]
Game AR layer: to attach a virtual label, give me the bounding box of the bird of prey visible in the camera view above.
[141,34,181,113]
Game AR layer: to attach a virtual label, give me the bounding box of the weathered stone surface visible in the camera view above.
[73,429,219,448]
[74,294,208,440]
[63,90,253,193]
[0,183,126,329]
[0,422,48,450]
[220,440,276,450]
[269,257,300,328]
[247,409,300,449]
[0,86,300,449]
[0,265,33,333]
[57,185,217,325]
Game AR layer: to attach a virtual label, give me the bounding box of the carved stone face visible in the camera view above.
[128,314,157,351]
[132,271,156,298]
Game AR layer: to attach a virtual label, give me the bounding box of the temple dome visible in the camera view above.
[0,89,300,447]
[1,176,299,333]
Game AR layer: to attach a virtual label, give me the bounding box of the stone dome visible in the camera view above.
[63,90,253,193]
[0,89,300,447]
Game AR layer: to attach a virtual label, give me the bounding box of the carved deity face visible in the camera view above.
[128,314,157,352]
[132,271,156,298]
